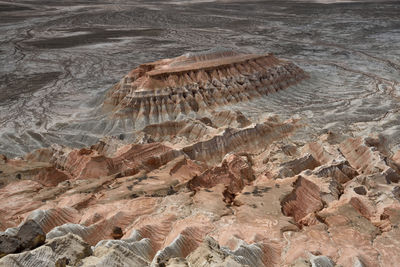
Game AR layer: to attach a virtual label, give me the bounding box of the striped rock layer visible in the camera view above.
[104,50,308,127]
[1,113,400,266]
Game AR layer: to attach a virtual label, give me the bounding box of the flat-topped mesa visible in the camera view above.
[104,50,308,127]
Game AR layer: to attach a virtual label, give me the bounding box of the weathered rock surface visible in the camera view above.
[0,233,92,267]
[0,220,45,258]
[0,234,20,258]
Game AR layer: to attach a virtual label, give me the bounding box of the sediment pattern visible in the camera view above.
[104,50,307,127]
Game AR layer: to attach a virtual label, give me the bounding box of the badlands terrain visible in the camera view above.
[1,0,400,266]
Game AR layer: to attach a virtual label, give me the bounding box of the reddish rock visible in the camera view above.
[188,153,254,196]
[281,176,323,224]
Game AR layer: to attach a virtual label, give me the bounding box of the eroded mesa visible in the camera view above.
[104,50,308,127]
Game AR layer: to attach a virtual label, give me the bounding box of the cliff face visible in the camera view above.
[104,50,308,127]
[1,51,400,267]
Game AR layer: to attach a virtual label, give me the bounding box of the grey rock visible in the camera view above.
[46,233,92,265]
[0,233,92,267]
[384,168,400,184]
[393,186,400,201]
[46,223,92,240]
[353,257,365,267]
[310,255,335,267]
[16,220,45,251]
[0,219,45,258]
[185,236,244,267]
[0,233,20,257]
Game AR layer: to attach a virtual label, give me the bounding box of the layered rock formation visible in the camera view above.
[1,112,400,266]
[104,49,308,127]
[1,51,399,266]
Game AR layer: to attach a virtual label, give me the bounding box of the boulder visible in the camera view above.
[16,220,45,251]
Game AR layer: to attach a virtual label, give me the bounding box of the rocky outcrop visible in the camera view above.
[188,153,254,200]
[79,236,154,266]
[0,220,45,258]
[104,49,307,127]
[185,236,280,267]
[277,154,320,178]
[0,233,92,267]
[281,176,324,225]
[51,142,182,180]
[182,117,299,164]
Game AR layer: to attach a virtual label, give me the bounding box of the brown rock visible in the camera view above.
[188,153,254,196]
[277,154,320,178]
[354,186,367,195]
[0,155,7,164]
[111,226,123,240]
[281,176,324,224]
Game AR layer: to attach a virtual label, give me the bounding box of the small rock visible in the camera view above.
[199,117,213,126]
[282,144,298,156]
[78,148,92,156]
[0,233,92,266]
[166,257,189,266]
[393,186,400,201]
[0,233,20,258]
[0,220,46,258]
[310,255,335,267]
[111,226,123,240]
[0,154,6,164]
[46,233,92,265]
[353,257,366,267]
[384,168,400,184]
[353,186,367,195]
[278,154,320,178]
[291,258,311,267]
[16,220,46,251]
[55,257,69,267]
